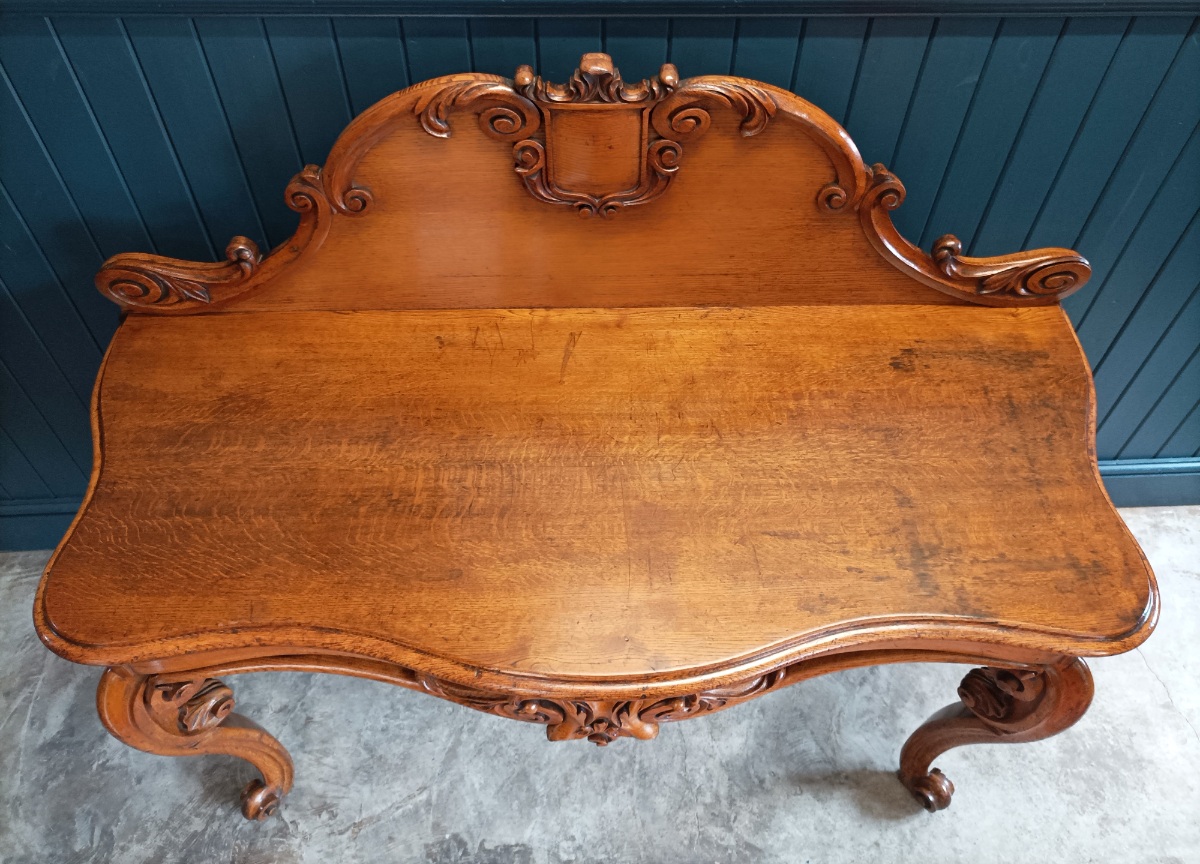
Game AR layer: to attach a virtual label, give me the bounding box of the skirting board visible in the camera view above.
[2,458,1197,551]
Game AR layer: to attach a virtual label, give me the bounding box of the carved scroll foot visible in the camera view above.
[898,658,1093,812]
[96,667,294,821]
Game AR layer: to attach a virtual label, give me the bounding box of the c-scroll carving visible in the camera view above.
[930,235,1091,300]
[96,236,262,311]
[412,53,780,218]
[97,163,344,314]
[415,666,798,746]
[96,667,294,820]
[846,163,1091,306]
[898,658,1093,811]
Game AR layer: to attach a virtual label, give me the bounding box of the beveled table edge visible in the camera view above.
[32,305,1160,701]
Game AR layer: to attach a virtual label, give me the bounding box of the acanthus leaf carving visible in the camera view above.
[957,667,1045,726]
[96,236,262,311]
[515,52,678,104]
[414,53,778,218]
[652,79,778,140]
[411,76,541,142]
[148,676,236,735]
[931,235,1091,300]
[842,163,1090,306]
[414,667,796,746]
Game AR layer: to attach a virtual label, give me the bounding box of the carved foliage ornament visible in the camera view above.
[416,52,777,218]
[96,163,354,312]
[852,164,1090,304]
[149,676,236,735]
[416,667,793,746]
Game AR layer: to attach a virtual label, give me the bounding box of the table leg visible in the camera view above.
[96,666,295,821]
[897,657,1093,811]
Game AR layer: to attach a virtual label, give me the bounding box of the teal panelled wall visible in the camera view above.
[1,11,1198,547]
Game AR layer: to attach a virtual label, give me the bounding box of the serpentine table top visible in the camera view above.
[35,53,1157,822]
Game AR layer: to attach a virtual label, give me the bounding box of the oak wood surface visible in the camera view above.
[39,304,1154,688]
[36,53,1157,817]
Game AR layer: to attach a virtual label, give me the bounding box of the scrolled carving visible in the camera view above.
[516,52,678,104]
[415,54,779,218]
[414,665,797,746]
[98,668,295,821]
[652,80,778,140]
[412,77,540,142]
[847,162,1090,306]
[285,163,326,214]
[931,235,1091,300]
[639,668,790,723]
[818,182,850,212]
[957,667,1044,726]
[97,236,262,311]
[513,136,678,218]
[863,163,906,211]
[149,676,236,735]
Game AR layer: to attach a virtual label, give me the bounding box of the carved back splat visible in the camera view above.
[95,53,1091,314]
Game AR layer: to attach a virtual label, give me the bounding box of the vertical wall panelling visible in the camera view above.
[730,17,804,88]
[534,18,603,79]
[0,363,86,496]
[0,425,54,501]
[791,18,869,124]
[332,18,411,115]
[262,18,355,168]
[967,18,1126,257]
[194,17,306,249]
[1020,18,1196,254]
[1,11,1198,548]
[1076,127,1200,369]
[54,17,216,263]
[402,18,471,81]
[666,18,736,76]
[886,17,999,241]
[917,17,1061,250]
[0,186,102,405]
[1062,23,1200,324]
[842,17,935,168]
[601,18,669,81]
[1158,397,1200,459]
[1099,260,1200,458]
[122,17,268,253]
[0,18,156,260]
[467,19,536,78]
[1120,348,1200,460]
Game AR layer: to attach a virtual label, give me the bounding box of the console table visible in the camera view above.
[34,54,1158,821]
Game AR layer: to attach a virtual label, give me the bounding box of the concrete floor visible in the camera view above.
[1,506,1197,864]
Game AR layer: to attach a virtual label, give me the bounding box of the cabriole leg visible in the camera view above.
[96,666,294,821]
[898,657,1093,811]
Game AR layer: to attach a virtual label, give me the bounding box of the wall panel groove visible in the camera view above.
[2,9,1197,548]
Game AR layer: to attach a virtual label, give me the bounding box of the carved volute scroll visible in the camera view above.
[854,164,1091,305]
[412,52,778,218]
[92,52,1091,314]
[415,665,797,746]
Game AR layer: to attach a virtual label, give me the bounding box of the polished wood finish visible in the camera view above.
[39,54,1156,820]
[96,668,293,820]
[899,659,1094,811]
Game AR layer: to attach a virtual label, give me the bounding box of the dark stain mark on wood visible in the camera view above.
[890,347,917,372]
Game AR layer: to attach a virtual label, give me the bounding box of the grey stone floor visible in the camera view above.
[1,507,1197,864]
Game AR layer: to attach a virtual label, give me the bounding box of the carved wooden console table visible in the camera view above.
[35,54,1158,821]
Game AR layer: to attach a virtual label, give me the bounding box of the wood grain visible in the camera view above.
[40,305,1154,686]
[36,53,1157,819]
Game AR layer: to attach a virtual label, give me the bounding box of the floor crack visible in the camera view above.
[1136,647,1200,745]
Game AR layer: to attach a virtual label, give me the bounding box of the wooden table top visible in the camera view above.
[39,304,1154,687]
